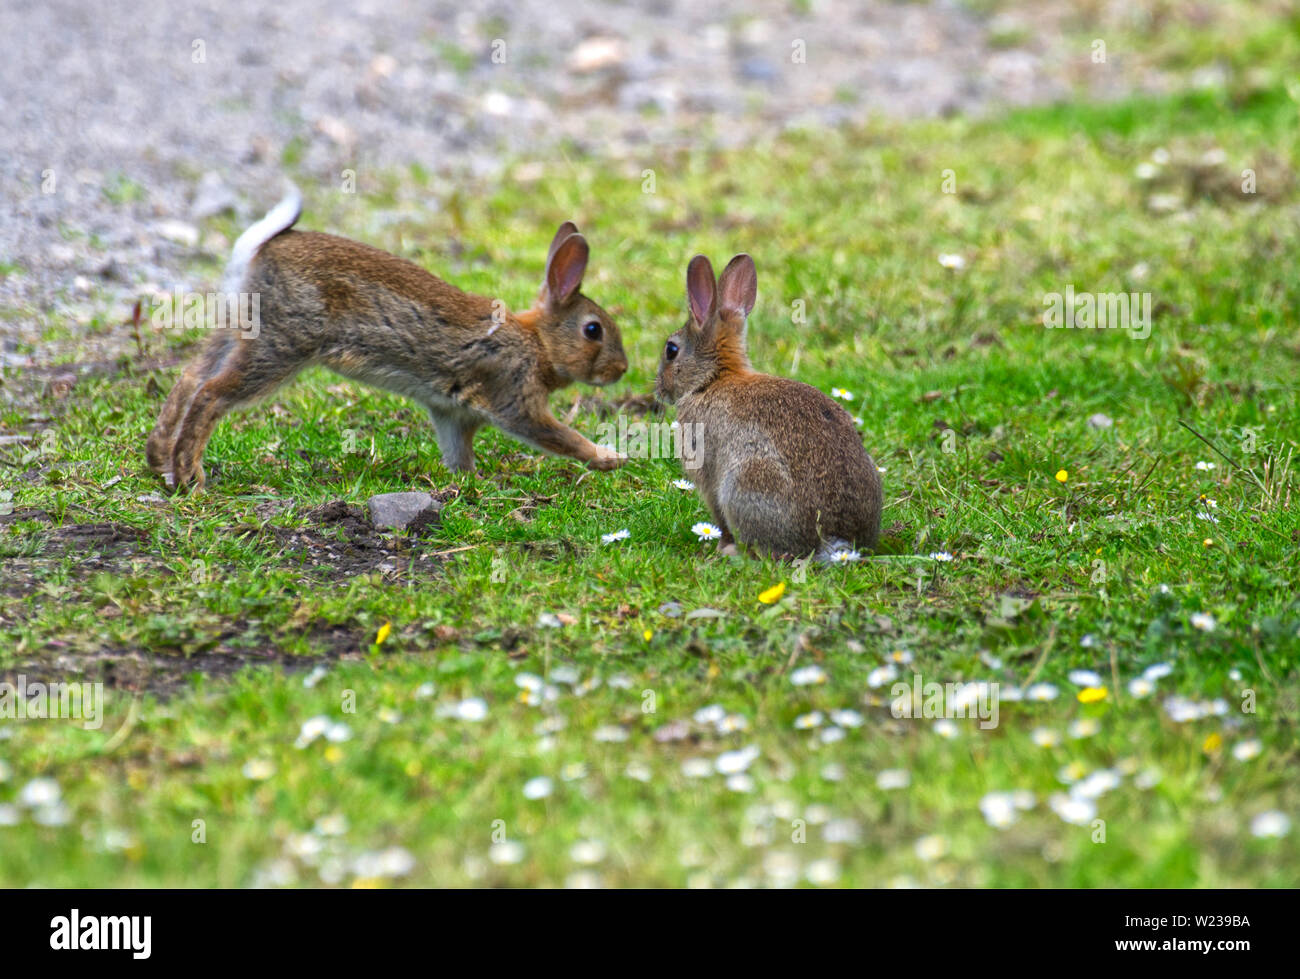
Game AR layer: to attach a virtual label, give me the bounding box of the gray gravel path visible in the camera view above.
[1,0,1127,366]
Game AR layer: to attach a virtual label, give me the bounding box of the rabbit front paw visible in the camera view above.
[587,446,628,471]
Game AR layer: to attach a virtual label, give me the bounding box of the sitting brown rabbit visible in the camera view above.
[654,253,882,560]
[146,186,628,490]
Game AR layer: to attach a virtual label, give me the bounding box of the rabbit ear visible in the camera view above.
[546,221,580,267]
[545,232,588,306]
[686,255,717,328]
[717,254,757,319]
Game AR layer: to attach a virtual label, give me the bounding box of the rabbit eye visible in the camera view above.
[665,341,679,362]
[583,320,603,341]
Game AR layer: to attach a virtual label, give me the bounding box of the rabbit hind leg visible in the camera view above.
[721,458,809,558]
[146,335,237,482]
[170,340,298,491]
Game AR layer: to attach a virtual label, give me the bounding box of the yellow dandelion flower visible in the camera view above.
[1202,732,1223,753]
[405,759,422,777]
[324,745,344,764]
[643,629,654,641]
[1055,469,1069,483]
[1077,686,1108,704]
[375,621,392,645]
[759,582,787,604]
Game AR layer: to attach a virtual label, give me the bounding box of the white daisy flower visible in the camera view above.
[549,666,579,685]
[823,818,861,844]
[672,478,695,490]
[914,835,948,861]
[821,762,846,781]
[570,840,606,865]
[806,804,834,825]
[866,663,899,688]
[928,551,954,562]
[488,840,526,865]
[889,650,914,665]
[295,715,331,748]
[624,761,652,782]
[325,722,352,743]
[830,709,864,728]
[1049,793,1097,826]
[1069,718,1100,739]
[715,745,760,775]
[453,698,488,721]
[601,528,630,544]
[681,758,713,778]
[1194,460,1216,471]
[1127,677,1155,698]
[819,726,845,744]
[830,548,861,564]
[523,776,554,800]
[790,665,829,687]
[1196,512,1219,524]
[1250,811,1291,838]
[694,704,726,725]
[241,760,275,781]
[18,778,60,808]
[1134,768,1163,790]
[1072,769,1121,799]
[1031,727,1061,748]
[1191,612,1217,632]
[718,714,750,734]
[831,387,854,401]
[933,718,959,738]
[692,522,722,541]
[534,715,566,735]
[1069,669,1103,687]
[981,652,1004,669]
[33,804,70,827]
[1057,761,1088,784]
[1143,662,1174,681]
[794,710,824,730]
[726,773,756,793]
[1232,739,1263,762]
[1026,683,1059,702]
[877,769,911,790]
[593,725,629,743]
[979,792,1019,829]
[1135,161,1159,180]
[937,253,966,270]
[560,762,588,781]
[314,814,348,836]
[1080,634,1099,649]
[806,858,841,886]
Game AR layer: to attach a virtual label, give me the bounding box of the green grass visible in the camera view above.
[2,77,1299,885]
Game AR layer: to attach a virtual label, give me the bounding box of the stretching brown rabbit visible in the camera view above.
[146,186,628,490]
[654,253,882,560]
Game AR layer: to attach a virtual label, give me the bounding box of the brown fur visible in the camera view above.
[654,254,882,559]
[147,205,628,491]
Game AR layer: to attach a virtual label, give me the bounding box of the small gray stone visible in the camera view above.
[367,492,440,531]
